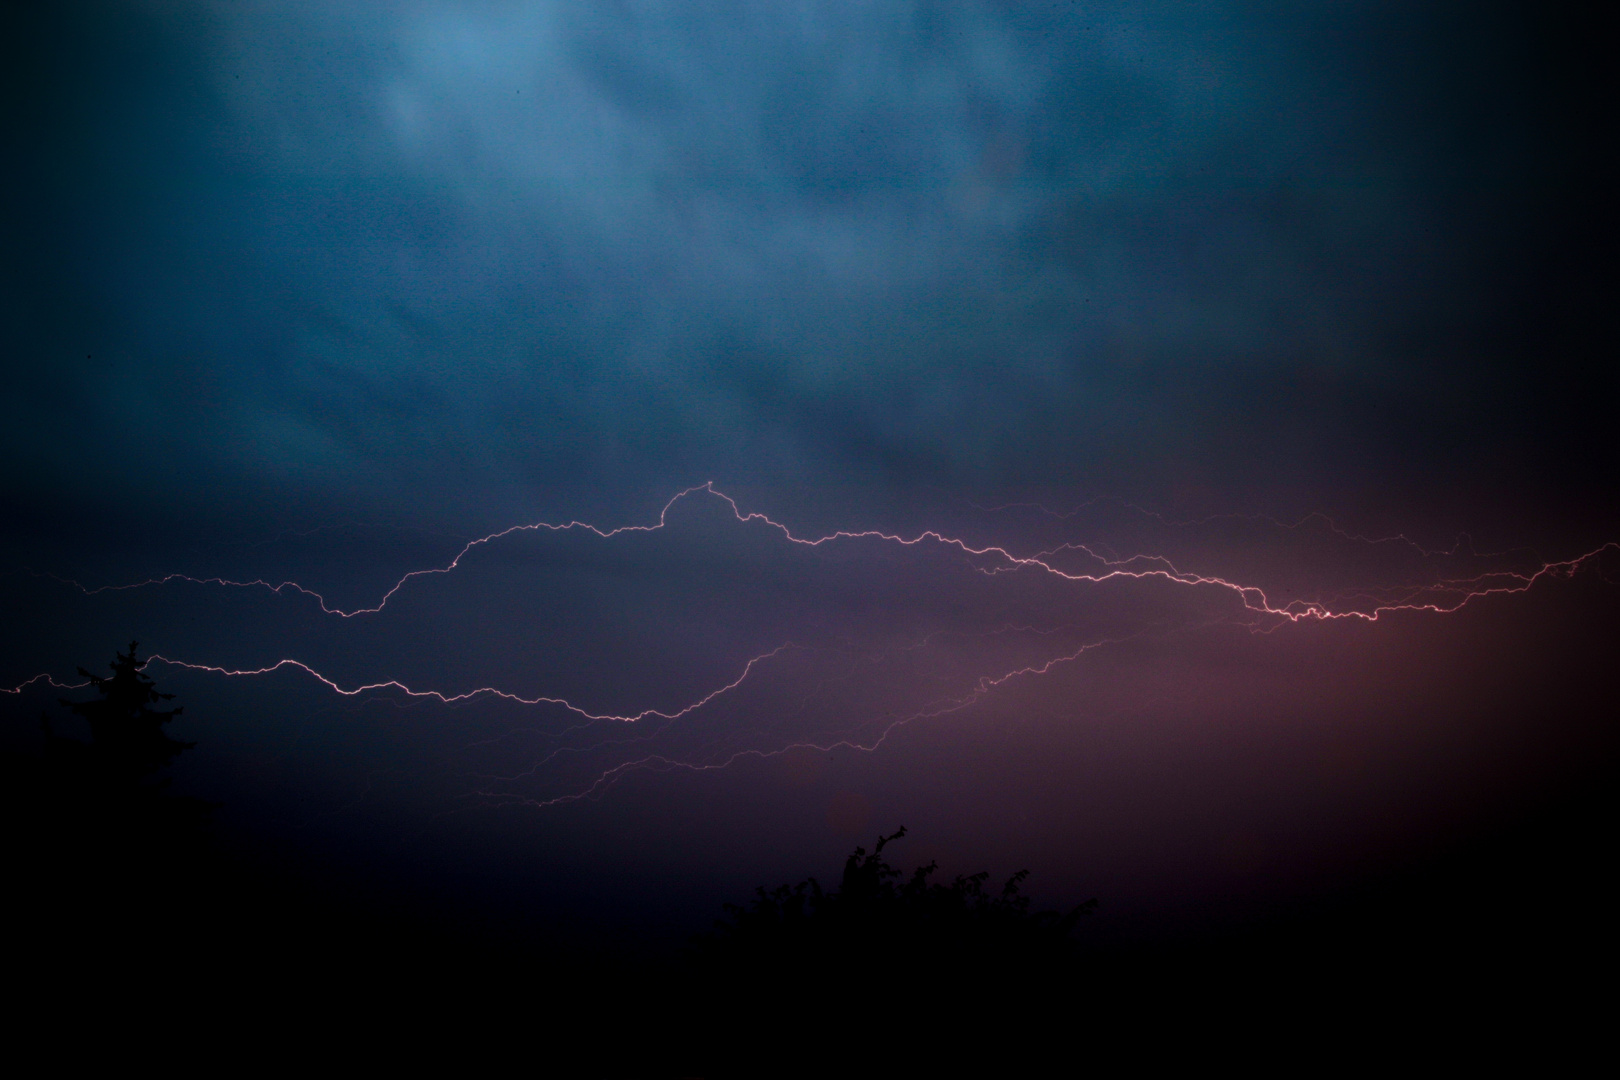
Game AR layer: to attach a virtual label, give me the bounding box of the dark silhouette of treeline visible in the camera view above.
[3,647,1093,1069]
[694,825,1092,1017]
[705,825,1094,961]
[6,644,1615,1073]
[4,645,536,1054]
[10,643,213,969]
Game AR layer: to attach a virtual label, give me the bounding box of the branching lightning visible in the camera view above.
[142,646,792,724]
[7,483,1616,809]
[40,482,1618,622]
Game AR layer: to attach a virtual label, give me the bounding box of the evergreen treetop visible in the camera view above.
[53,640,192,780]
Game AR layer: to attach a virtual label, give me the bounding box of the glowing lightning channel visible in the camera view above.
[38,482,1620,625]
[45,483,724,617]
[7,480,1616,812]
[469,635,1129,809]
[139,644,793,725]
[1,672,89,695]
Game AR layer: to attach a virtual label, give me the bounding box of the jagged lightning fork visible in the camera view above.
[140,644,792,725]
[470,635,1130,809]
[41,482,721,617]
[12,487,1616,709]
[36,482,1618,625]
[1,673,90,695]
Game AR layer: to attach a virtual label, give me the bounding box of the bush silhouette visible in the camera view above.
[704,826,1093,983]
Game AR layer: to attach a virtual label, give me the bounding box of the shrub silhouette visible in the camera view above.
[705,826,1094,976]
[682,827,1095,1068]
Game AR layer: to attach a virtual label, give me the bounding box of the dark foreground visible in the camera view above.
[7,750,1614,1076]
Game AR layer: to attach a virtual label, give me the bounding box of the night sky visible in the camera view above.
[4,2,1616,955]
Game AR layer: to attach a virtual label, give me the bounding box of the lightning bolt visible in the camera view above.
[37,481,1619,623]
[7,484,1615,810]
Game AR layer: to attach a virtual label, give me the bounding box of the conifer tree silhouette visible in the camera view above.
[11,643,222,991]
[47,640,192,783]
[33,641,211,862]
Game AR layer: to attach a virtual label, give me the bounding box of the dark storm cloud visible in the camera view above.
[4,2,1618,975]
[4,1,1612,531]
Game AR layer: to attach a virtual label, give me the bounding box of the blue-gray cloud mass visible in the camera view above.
[4,1,1612,536]
[4,3,1618,995]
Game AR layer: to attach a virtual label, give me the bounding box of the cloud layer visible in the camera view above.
[5,1,1612,536]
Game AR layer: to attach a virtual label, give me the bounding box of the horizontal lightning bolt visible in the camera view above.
[139,645,793,725]
[7,485,1614,811]
[35,482,1620,624]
